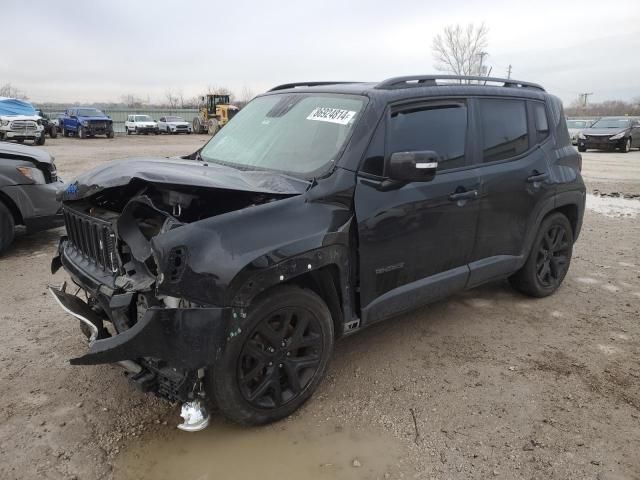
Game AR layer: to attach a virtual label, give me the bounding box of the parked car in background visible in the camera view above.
[158,116,192,134]
[35,109,58,138]
[577,116,640,152]
[0,142,63,253]
[49,75,585,428]
[125,115,159,135]
[60,107,114,139]
[566,118,593,145]
[0,97,45,145]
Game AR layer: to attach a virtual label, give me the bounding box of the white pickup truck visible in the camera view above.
[0,98,45,145]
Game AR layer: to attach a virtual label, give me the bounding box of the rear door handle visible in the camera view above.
[526,172,549,183]
[448,189,478,201]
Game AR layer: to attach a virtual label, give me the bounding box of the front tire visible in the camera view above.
[49,126,58,138]
[621,137,631,153]
[509,212,573,298]
[209,286,334,425]
[577,145,587,152]
[77,127,84,139]
[36,134,45,145]
[107,129,114,139]
[0,201,15,255]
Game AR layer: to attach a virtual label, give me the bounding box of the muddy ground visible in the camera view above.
[0,135,639,480]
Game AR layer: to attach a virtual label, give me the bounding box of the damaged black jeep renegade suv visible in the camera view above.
[50,75,585,428]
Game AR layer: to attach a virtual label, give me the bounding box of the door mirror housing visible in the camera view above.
[387,151,439,182]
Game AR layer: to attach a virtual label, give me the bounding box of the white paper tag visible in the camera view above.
[306,107,356,125]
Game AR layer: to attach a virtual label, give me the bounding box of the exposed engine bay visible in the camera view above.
[52,178,296,430]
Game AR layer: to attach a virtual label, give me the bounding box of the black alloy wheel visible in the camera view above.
[209,286,334,425]
[535,224,570,288]
[509,212,574,298]
[238,306,324,409]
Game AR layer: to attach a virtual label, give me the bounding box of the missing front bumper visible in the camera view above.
[48,285,232,370]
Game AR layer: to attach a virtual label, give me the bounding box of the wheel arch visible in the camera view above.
[229,246,354,338]
[0,191,24,225]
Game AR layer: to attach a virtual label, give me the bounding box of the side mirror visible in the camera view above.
[387,151,439,182]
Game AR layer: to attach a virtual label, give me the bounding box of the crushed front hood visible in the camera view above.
[60,157,309,201]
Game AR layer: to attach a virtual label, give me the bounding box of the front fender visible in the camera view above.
[151,188,353,307]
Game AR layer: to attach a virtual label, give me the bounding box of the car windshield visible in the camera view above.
[200,93,365,177]
[591,118,631,129]
[567,120,588,128]
[77,108,104,117]
[165,116,183,122]
[135,115,153,122]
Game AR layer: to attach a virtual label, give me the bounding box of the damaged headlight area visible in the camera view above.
[50,180,287,427]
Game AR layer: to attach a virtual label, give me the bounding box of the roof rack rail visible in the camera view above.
[375,75,545,92]
[268,81,359,92]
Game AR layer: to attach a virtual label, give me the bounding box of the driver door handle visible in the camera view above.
[526,172,549,183]
[448,189,478,201]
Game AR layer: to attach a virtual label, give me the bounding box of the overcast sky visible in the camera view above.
[2,0,639,105]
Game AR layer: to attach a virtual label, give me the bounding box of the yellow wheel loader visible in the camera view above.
[192,94,239,134]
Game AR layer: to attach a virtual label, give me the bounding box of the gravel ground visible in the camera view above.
[0,136,638,480]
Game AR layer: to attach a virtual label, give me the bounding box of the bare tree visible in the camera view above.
[120,94,147,108]
[565,99,640,117]
[432,23,489,79]
[240,85,255,104]
[164,89,179,108]
[0,82,28,99]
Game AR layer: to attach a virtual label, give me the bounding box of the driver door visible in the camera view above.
[355,99,480,325]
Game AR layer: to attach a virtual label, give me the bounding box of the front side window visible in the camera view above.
[478,99,529,162]
[387,103,467,171]
[200,93,365,178]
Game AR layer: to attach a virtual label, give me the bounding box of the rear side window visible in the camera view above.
[532,102,549,143]
[478,99,528,163]
[387,103,467,171]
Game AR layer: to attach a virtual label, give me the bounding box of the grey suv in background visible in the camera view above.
[0,142,63,253]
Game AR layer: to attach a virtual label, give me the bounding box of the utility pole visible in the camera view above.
[477,52,488,77]
[578,92,593,107]
[507,64,512,79]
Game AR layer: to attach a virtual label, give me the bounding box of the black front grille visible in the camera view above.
[63,206,118,272]
[89,121,107,129]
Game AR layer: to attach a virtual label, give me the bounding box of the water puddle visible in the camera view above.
[115,418,403,480]
[586,193,640,218]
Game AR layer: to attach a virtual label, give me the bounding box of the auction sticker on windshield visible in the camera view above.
[306,107,356,125]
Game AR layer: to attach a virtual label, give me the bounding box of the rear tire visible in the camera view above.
[509,212,573,298]
[0,201,15,255]
[209,286,334,425]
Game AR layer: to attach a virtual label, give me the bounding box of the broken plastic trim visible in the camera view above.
[48,283,99,344]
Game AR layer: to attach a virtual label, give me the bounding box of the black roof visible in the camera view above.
[265,75,550,102]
